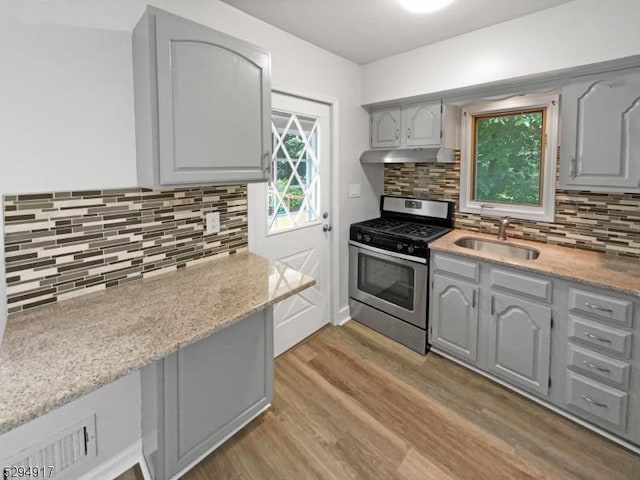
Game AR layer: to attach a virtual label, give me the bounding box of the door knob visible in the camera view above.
[322,224,332,232]
[322,212,329,219]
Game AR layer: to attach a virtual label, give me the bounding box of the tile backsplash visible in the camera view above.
[384,153,640,259]
[3,186,247,314]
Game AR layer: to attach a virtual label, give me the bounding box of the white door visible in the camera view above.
[248,92,332,357]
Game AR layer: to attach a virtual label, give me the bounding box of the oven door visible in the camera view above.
[349,242,428,329]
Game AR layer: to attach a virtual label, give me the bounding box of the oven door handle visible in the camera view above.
[349,241,427,264]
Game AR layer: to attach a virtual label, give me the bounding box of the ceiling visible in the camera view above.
[220,0,575,65]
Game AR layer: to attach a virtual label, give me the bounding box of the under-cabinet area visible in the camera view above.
[141,310,273,480]
[429,249,640,446]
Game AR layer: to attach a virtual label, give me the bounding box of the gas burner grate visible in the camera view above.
[391,223,447,238]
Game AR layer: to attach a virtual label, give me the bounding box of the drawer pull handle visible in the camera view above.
[584,302,614,314]
[584,332,612,344]
[581,394,608,408]
[583,360,611,373]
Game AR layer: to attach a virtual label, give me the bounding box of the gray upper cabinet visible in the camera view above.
[402,103,442,147]
[371,108,401,148]
[370,102,443,149]
[487,292,552,396]
[133,7,271,187]
[560,69,640,192]
[431,273,479,363]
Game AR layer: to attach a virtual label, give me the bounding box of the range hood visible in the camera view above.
[359,147,455,164]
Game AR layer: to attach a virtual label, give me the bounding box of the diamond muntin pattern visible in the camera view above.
[268,111,321,232]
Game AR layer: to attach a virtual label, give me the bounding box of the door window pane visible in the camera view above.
[358,253,415,311]
[268,111,320,232]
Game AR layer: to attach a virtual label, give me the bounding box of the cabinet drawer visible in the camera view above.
[568,316,632,358]
[565,371,628,430]
[490,268,551,302]
[569,288,633,327]
[567,344,631,390]
[432,254,479,282]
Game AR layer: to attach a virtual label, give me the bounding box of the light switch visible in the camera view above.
[349,183,362,198]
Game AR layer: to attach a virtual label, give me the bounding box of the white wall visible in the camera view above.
[0,0,378,322]
[0,0,378,473]
[362,0,640,104]
[0,372,141,480]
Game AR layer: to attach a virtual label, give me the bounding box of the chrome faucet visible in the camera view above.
[497,216,510,241]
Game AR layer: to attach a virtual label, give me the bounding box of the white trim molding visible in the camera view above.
[460,93,560,222]
[335,305,351,326]
[76,441,143,480]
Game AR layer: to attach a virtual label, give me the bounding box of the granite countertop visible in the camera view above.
[431,229,640,297]
[0,252,315,435]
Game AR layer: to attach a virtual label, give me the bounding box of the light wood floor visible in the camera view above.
[136,321,640,479]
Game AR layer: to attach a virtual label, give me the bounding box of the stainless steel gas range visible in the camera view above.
[348,195,454,354]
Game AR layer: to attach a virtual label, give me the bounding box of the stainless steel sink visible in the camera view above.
[454,237,540,260]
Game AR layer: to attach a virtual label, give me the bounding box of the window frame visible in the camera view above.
[460,93,559,222]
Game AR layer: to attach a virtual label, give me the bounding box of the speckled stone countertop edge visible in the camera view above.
[430,230,639,298]
[0,253,315,435]
[1,285,311,436]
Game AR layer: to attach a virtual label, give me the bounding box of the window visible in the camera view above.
[460,94,559,222]
[267,111,321,233]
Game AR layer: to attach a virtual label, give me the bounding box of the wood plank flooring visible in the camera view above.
[182,321,639,479]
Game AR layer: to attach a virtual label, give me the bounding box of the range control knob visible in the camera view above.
[407,246,415,254]
[396,243,404,251]
[364,235,371,243]
[356,233,363,241]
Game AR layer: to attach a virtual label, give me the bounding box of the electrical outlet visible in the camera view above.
[205,211,220,235]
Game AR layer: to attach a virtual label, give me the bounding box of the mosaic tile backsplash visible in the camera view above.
[384,153,640,259]
[4,186,247,314]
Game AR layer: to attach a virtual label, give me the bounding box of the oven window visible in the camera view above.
[358,253,415,310]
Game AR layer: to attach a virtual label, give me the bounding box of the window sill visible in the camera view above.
[461,203,554,223]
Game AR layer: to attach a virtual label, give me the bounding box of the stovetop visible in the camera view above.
[349,196,454,259]
[354,218,450,242]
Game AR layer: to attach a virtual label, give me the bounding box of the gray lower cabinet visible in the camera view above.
[559,68,640,192]
[141,309,274,480]
[133,7,271,187]
[487,292,551,396]
[430,251,640,447]
[430,273,479,363]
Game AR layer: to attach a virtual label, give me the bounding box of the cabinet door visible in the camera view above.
[430,274,479,363]
[155,9,271,185]
[488,292,551,396]
[371,108,401,148]
[163,311,273,478]
[403,102,442,147]
[560,70,640,191]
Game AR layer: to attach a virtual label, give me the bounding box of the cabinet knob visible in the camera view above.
[407,128,411,140]
[395,129,400,141]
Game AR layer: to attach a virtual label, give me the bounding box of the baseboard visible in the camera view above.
[431,347,640,455]
[334,305,351,326]
[76,441,142,480]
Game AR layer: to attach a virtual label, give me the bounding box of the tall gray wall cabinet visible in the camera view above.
[560,68,640,192]
[133,7,272,187]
